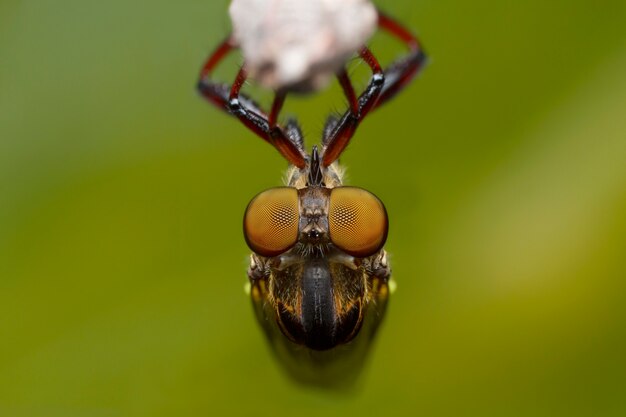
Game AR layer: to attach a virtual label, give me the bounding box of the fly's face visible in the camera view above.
[243,164,391,352]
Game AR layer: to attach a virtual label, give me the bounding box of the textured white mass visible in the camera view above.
[229,0,377,92]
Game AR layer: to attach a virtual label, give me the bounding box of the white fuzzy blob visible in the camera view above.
[229,0,377,92]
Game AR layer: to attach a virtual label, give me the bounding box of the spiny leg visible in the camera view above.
[374,10,427,108]
[197,38,306,168]
[321,11,427,166]
[197,38,272,131]
[227,67,306,167]
[322,47,385,167]
[197,36,236,109]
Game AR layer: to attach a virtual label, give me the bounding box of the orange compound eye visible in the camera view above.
[244,187,300,257]
[328,187,388,258]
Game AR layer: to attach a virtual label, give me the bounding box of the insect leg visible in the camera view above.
[227,68,307,168]
[321,47,384,167]
[370,250,391,281]
[248,253,269,283]
[197,39,306,168]
[336,68,359,116]
[321,13,427,166]
[197,36,238,110]
[374,10,427,108]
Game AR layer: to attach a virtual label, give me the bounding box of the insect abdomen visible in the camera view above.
[301,259,336,350]
[276,259,362,351]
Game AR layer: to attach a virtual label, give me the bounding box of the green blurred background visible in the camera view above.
[1,0,625,416]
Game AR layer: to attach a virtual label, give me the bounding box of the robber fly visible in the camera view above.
[197,7,426,386]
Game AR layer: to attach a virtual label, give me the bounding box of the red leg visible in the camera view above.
[200,36,236,80]
[225,67,306,168]
[322,47,384,167]
[378,12,421,50]
[321,11,427,166]
[197,39,306,168]
[197,37,236,110]
[337,68,358,116]
[269,90,287,128]
[374,10,427,108]
[357,47,384,118]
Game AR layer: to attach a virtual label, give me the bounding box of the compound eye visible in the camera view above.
[244,187,300,257]
[329,187,388,258]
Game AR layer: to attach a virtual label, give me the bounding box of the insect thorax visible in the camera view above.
[284,161,344,189]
